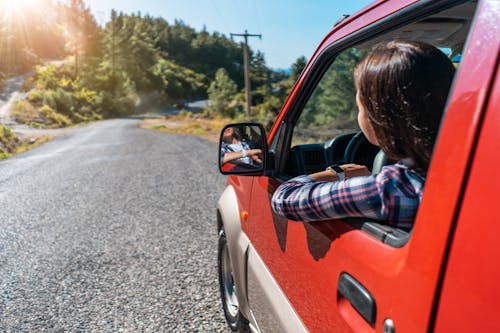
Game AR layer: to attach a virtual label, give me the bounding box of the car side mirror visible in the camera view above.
[218,123,267,175]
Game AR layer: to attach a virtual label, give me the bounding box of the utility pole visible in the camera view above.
[231,30,262,119]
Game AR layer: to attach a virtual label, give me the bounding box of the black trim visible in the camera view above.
[274,121,293,177]
[334,14,350,27]
[346,219,410,248]
[218,122,268,176]
[338,273,377,326]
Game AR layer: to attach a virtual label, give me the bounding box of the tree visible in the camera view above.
[61,0,100,77]
[0,0,66,76]
[121,14,158,91]
[152,58,206,103]
[291,56,307,80]
[251,51,269,89]
[208,68,238,117]
[299,48,367,129]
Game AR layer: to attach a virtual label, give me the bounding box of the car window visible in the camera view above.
[292,48,365,147]
[285,1,478,179]
[279,0,478,242]
[286,47,375,176]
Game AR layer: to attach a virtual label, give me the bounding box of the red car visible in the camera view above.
[217,1,500,332]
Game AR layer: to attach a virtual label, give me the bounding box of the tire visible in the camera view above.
[218,230,250,333]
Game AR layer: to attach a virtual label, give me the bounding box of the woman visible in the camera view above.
[271,40,455,230]
[220,126,262,165]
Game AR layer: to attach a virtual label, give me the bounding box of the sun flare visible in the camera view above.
[0,0,45,17]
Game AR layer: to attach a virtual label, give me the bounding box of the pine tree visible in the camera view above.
[299,48,367,130]
[208,68,238,117]
[251,51,268,89]
[291,56,307,80]
[61,0,100,77]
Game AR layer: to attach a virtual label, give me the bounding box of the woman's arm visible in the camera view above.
[271,163,422,228]
[222,149,262,164]
[271,164,377,222]
[309,163,370,182]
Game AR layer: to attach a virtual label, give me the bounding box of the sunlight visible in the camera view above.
[0,0,44,17]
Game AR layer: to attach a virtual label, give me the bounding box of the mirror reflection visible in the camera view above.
[220,125,264,172]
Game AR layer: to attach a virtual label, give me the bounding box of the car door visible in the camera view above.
[245,1,492,332]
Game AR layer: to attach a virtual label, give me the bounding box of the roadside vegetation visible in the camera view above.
[141,111,230,143]
[0,125,17,159]
[11,64,104,128]
[1,0,360,145]
[0,124,47,159]
[1,1,302,127]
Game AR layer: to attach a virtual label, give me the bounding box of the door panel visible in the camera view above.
[249,176,410,332]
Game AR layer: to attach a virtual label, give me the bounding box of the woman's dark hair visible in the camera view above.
[232,127,243,141]
[354,40,455,173]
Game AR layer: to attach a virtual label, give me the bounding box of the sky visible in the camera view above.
[84,0,374,70]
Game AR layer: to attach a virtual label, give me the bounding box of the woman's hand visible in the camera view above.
[340,163,371,178]
[247,149,263,162]
[310,163,370,182]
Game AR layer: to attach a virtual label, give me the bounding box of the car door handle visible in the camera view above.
[337,273,376,326]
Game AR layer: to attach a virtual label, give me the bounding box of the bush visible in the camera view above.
[53,88,75,115]
[12,100,74,128]
[0,124,13,143]
[75,87,96,105]
[94,91,136,117]
[0,124,20,158]
[207,68,238,117]
[252,93,283,130]
[11,100,39,124]
[34,64,59,90]
[22,63,108,127]
[39,105,72,127]
[29,89,56,109]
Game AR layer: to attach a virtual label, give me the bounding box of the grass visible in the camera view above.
[0,123,49,160]
[0,124,16,159]
[11,100,74,128]
[14,137,49,155]
[141,113,230,142]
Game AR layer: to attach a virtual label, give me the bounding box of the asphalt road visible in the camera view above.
[0,119,229,332]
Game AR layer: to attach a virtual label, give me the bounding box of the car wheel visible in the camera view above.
[218,230,250,332]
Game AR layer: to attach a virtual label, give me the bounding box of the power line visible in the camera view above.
[251,0,262,36]
[230,30,262,119]
[209,0,231,33]
[231,0,246,30]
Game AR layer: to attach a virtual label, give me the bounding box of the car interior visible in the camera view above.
[279,0,478,246]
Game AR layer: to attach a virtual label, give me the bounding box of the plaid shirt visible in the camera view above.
[271,162,425,230]
[220,140,252,164]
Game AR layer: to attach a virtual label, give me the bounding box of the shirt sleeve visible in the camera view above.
[271,165,422,228]
[271,174,383,222]
[221,143,237,165]
[220,143,231,154]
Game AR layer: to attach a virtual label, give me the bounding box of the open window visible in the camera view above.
[276,0,478,246]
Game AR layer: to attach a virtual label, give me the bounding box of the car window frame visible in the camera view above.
[267,0,476,246]
[272,0,472,178]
